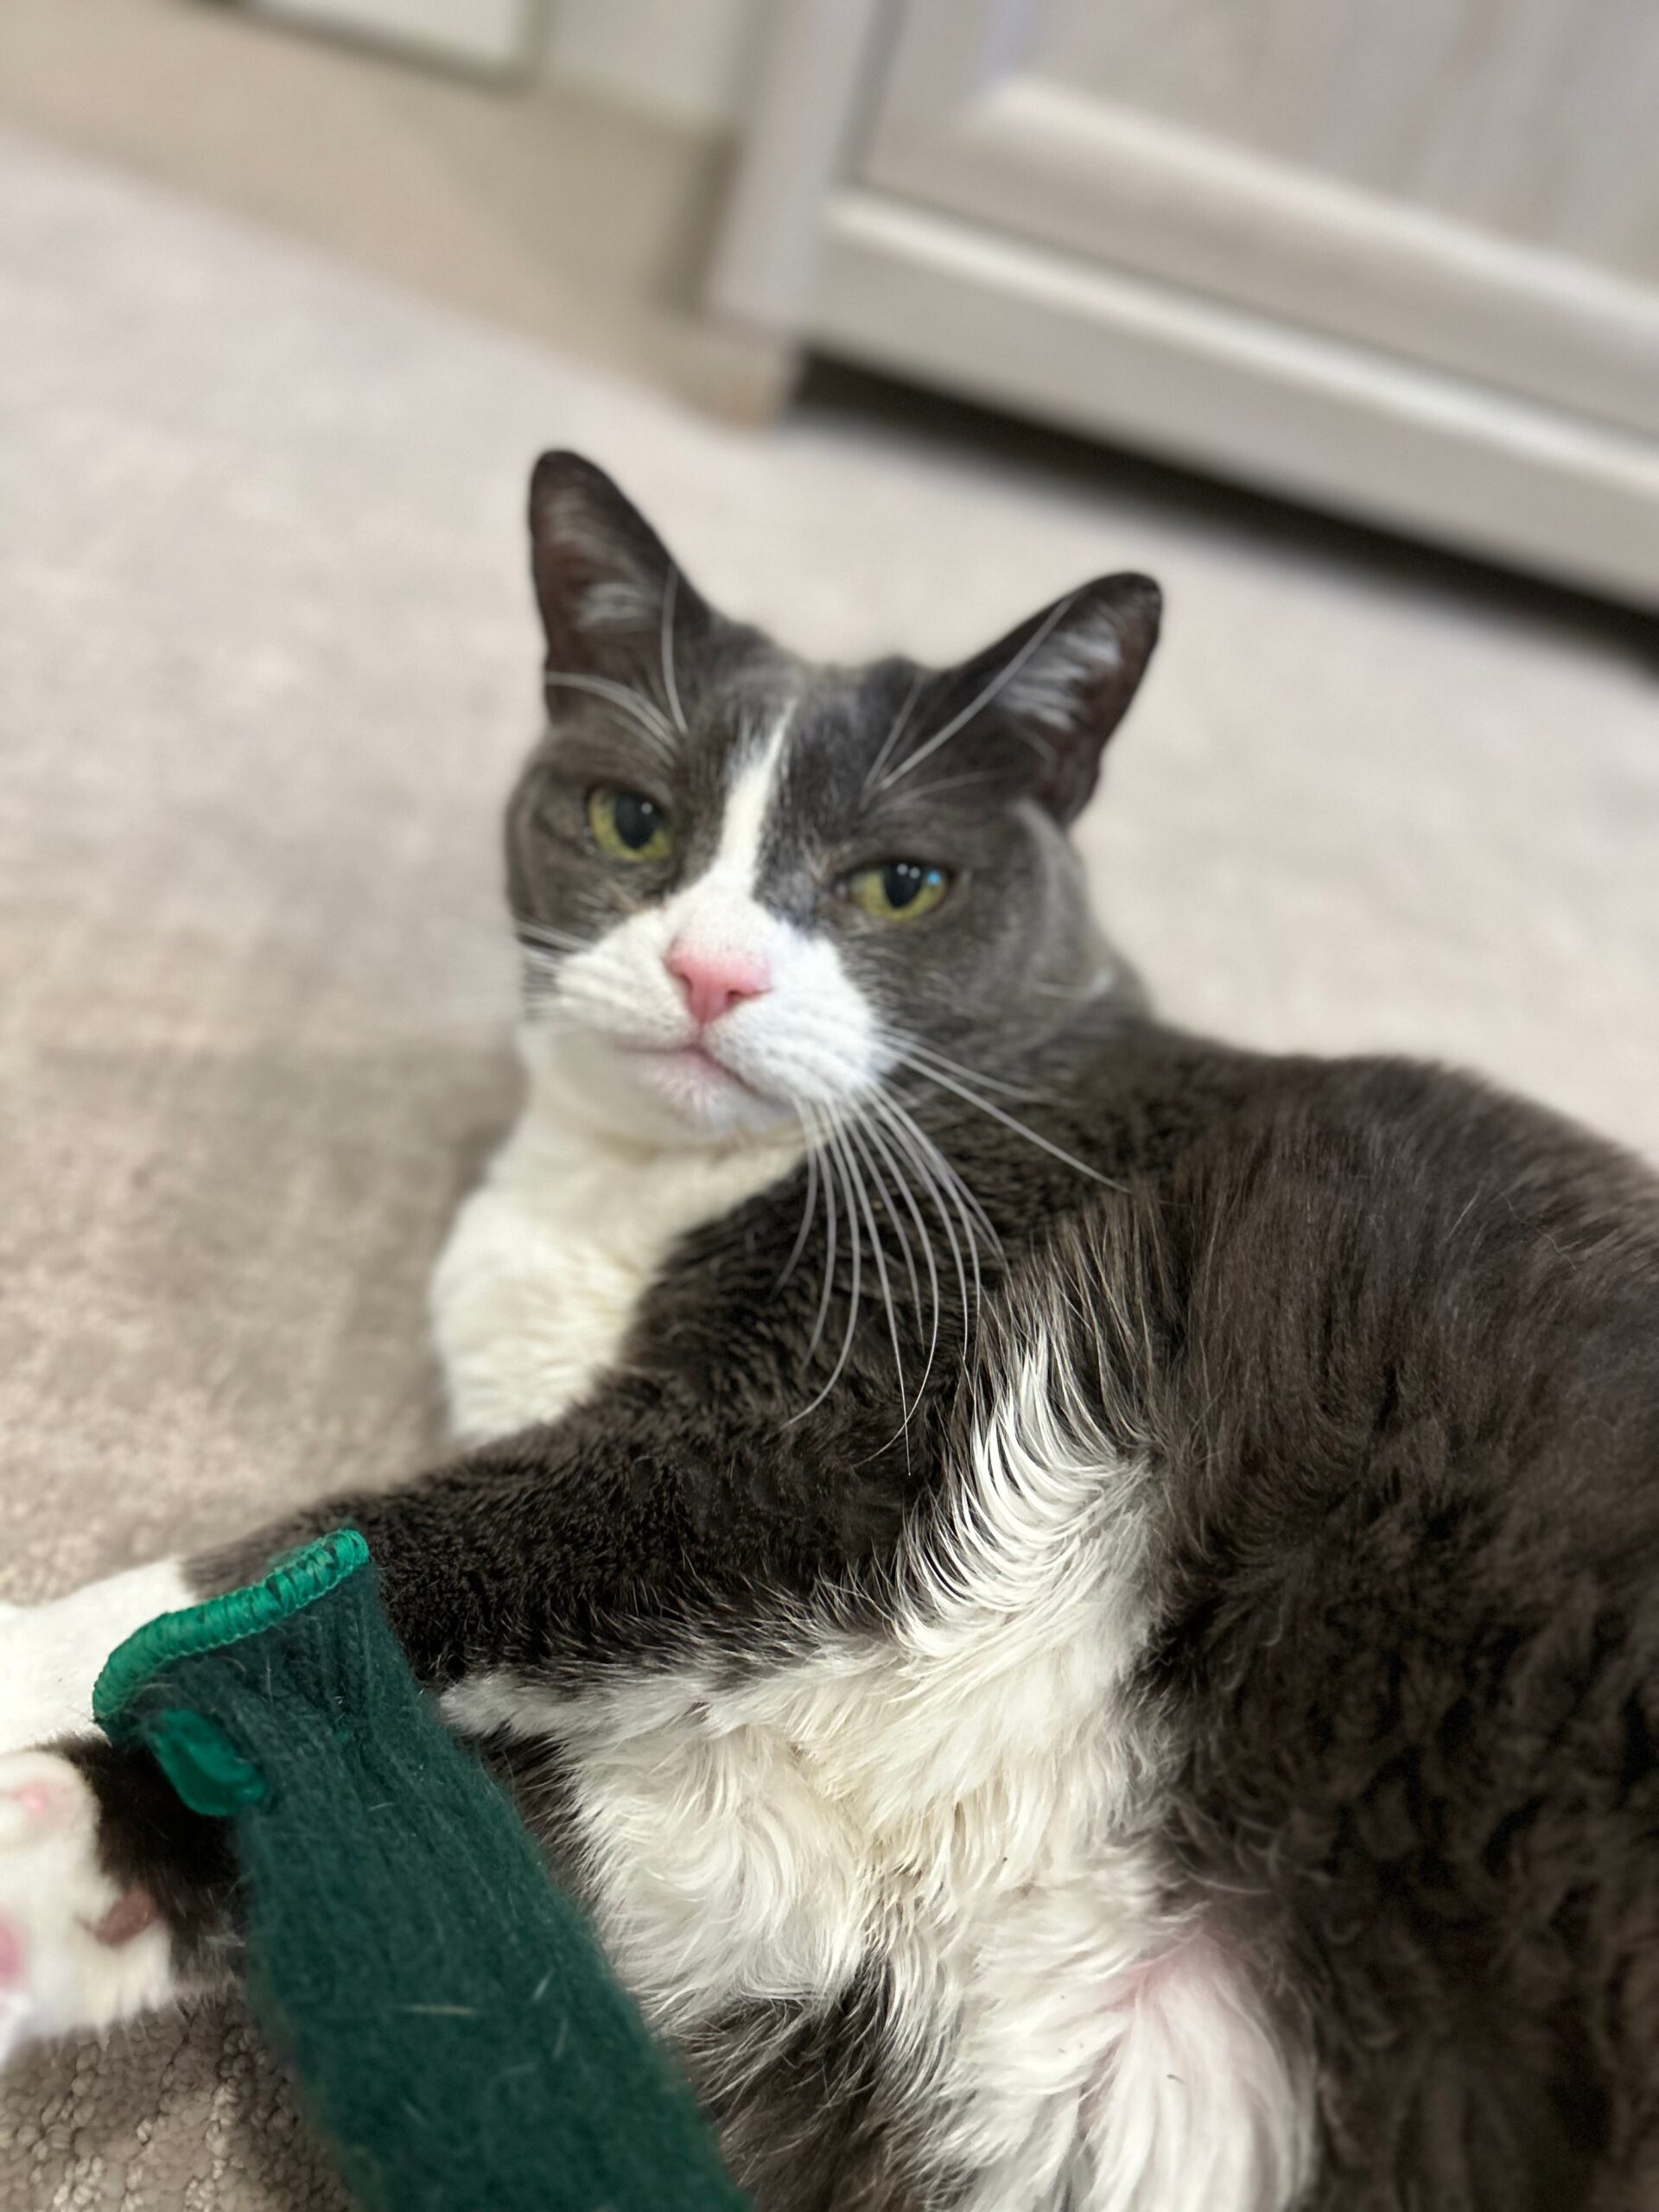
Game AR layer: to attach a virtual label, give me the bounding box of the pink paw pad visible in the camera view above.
[0,1776,72,1841]
[0,1917,22,1987]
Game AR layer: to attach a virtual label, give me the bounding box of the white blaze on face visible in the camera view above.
[658,712,791,993]
[715,715,788,886]
[532,710,881,1148]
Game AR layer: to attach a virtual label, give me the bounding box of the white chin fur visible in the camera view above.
[519,1020,800,1148]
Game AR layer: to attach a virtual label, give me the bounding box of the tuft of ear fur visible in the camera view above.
[911,575,1161,823]
[527,452,714,692]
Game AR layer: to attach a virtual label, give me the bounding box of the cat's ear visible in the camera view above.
[934,575,1161,823]
[527,451,714,682]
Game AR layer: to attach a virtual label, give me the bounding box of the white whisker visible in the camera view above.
[779,1109,821,1288]
[835,1121,910,1462]
[888,1041,1123,1192]
[660,567,688,736]
[806,1107,840,1367]
[515,919,591,955]
[862,667,925,793]
[853,1105,940,1412]
[787,1116,864,1425]
[543,670,676,753]
[848,1116,921,1314]
[869,1086,992,1325]
[872,1078,1000,1249]
[890,768,1007,801]
[826,1130,864,1402]
[894,1037,1049,1104]
[879,593,1077,788]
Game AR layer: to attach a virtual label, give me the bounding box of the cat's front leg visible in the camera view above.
[0,1376,900,2073]
[0,1560,196,1755]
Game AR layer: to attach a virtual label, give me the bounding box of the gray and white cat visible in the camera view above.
[3,453,1658,2212]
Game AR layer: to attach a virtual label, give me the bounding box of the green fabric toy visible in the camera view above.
[92,1529,748,2212]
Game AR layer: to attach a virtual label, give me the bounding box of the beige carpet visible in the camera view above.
[1,125,1656,2208]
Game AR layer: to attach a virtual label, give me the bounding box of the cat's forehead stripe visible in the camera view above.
[711,706,793,896]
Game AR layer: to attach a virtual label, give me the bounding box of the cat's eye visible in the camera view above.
[843,860,952,923]
[588,786,673,863]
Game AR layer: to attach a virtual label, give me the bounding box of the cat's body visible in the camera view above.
[435,1013,1659,2212]
[2,456,1656,2212]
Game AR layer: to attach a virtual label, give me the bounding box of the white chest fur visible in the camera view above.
[430,1077,802,1444]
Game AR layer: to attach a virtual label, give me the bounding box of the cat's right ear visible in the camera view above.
[527,451,713,680]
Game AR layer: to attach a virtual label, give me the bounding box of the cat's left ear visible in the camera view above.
[526,450,716,685]
[940,574,1161,823]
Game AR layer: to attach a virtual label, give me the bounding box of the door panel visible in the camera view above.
[1039,0,1659,277]
[862,0,1659,438]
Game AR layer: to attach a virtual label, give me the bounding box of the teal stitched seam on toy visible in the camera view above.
[92,1528,369,1738]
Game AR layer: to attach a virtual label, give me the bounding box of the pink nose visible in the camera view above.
[666,943,771,1028]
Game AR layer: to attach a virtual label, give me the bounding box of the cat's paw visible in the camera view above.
[0,1561,194,1755]
[0,1751,175,2069]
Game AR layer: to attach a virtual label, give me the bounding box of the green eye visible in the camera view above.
[588,786,673,862]
[844,860,952,923]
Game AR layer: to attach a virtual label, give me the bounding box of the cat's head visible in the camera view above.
[506,453,1160,1150]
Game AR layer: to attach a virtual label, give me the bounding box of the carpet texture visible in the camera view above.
[0,124,1655,2209]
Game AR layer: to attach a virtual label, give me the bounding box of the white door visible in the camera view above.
[861,0,1659,441]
